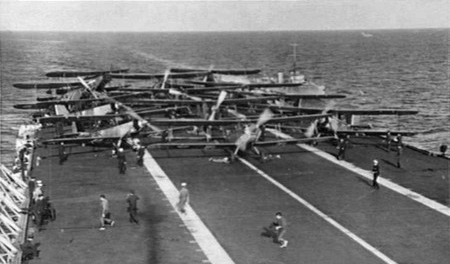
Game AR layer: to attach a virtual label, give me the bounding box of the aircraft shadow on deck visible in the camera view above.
[41,147,113,159]
[381,158,398,168]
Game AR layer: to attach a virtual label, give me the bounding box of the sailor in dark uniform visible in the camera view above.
[385,130,392,152]
[396,145,403,168]
[117,148,126,174]
[396,134,403,147]
[372,159,380,189]
[270,212,288,248]
[58,142,67,165]
[136,144,145,166]
[337,138,346,160]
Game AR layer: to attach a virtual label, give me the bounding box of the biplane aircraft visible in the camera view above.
[169,66,328,96]
[256,103,420,137]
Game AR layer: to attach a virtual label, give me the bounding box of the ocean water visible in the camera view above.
[1,29,449,164]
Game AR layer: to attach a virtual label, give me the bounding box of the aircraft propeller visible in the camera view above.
[77,77,99,99]
[308,80,326,93]
[168,88,202,101]
[226,109,247,120]
[305,101,337,138]
[234,108,273,153]
[208,91,227,121]
[160,69,171,89]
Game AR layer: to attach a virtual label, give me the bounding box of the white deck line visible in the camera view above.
[267,128,450,217]
[142,150,235,264]
[236,156,398,264]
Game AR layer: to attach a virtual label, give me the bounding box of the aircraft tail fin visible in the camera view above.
[55,104,70,116]
[71,121,78,134]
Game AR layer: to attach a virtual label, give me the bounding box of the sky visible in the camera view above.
[0,0,448,32]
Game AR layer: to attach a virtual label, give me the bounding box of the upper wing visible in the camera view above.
[110,71,208,80]
[149,114,330,126]
[41,136,121,145]
[336,130,419,136]
[45,68,129,78]
[262,105,419,115]
[38,114,127,124]
[187,80,304,88]
[149,136,334,149]
[170,68,261,75]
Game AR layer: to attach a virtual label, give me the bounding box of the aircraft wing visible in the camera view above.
[149,114,330,126]
[13,94,139,110]
[232,92,346,99]
[187,81,304,88]
[45,68,129,78]
[184,86,244,93]
[41,136,121,145]
[125,96,281,106]
[336,130,419,136]
[38,114,127,124]
[149,141,237,148]
[170,68,261,75]
[13,80,83,89]
[149,136,334,149]
[110,71,208,80]
[262,105,419,115]
[253,136,334,146]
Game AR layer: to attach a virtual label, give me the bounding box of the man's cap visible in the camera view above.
[181,182,187,187]
[373,159,378,164]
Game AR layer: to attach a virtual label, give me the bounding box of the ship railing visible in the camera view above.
[0,124,40,264]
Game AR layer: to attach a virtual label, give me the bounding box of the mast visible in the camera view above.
[290,43,298,72]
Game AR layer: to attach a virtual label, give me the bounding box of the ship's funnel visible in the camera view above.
[277,72,284,83]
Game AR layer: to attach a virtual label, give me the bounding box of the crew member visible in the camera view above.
[372,160,380,189]
[385,130,392,152]
[99,194,114,230]
[396,134,403,147]
[136,144,145,166]
[117,148,126,174]
[337,138,346,160]
[33,194,46,231]
[126,190,140,224]
[396,145,403,168]
[58,142,67,165]
[20,237,40,260]
[270,212,288,248]
[177,182,189,214]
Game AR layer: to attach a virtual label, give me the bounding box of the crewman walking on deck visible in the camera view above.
[126,190,140,224]
[385,130,392,152]
[117,148,126,174]
[337,138,346,160]
[396,134,403,147]
[33,194,45,231]
[396,145,403,168]
[136,144,145,167]
[58,142,67,165]
[270,212,288,248]
[372,160,380,189]
[177,182,189,214]
[99,194,114,230]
